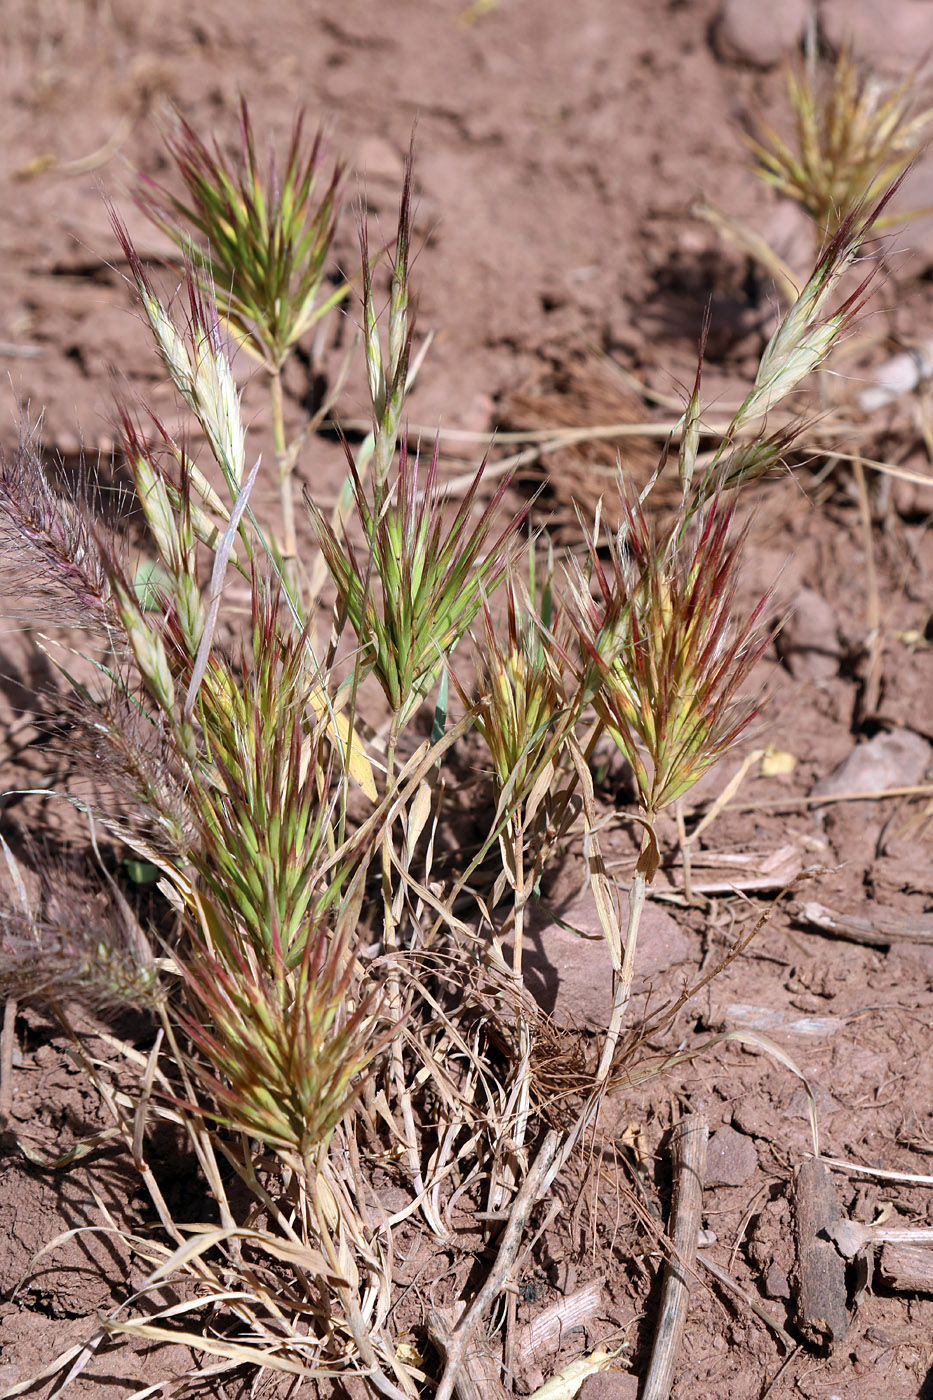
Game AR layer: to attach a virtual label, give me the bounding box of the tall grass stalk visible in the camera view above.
[564,194,893,1082]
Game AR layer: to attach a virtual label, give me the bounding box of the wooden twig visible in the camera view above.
[826,1218,933,1257]
[427,1304,509,1400]
[793,1157,849,1346]
[880,1242,933,1292]
[694,782,933,817]
[795,900,933,946]
[433,1131,559,1400]
[515,1279,604,1360]
[642,1114,708,1400]
[0,998,18,1126]
[816,1153,933,1187]
[852,457,884,717]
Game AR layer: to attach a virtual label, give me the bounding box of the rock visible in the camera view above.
[514,890,691,1030]
[809,728,932,802]
[354,135,404,184]
[783,1084,842,1123]
[822,0,933,71]
[705,1125,758,1187]
[857,338,933,412]
[875,648,933,741]
[732,1098,785,1142]
[578,1371,639,1400]
[764,1262,791,1299]
[777,586,842,681]
[872,841,933,898]
[713,0,808,67]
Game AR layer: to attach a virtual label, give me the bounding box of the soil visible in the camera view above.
[3,1,933,1398]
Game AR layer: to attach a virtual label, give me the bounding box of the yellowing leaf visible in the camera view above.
[307,686,378,801]
[527,1347,623,1400]
[760,745,797,778]
[395,1343,426,1370]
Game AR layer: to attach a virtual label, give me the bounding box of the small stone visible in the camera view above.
[764,1262,791,1299]
[810,729,932,802]
[515,891,691,1030]
[578,1371,639,1400]
[705,1125,758,1187]
[354,136,404,184]
[783,1084,841,1123]
[777,587,842,681]
[875,648,933,741]
[713,0,808,67]
[822,0,933,71]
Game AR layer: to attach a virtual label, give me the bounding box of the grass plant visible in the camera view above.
[748,44,932,241]
[698,42,930,318]
[0,102,899,1399]
[137,100,352,591]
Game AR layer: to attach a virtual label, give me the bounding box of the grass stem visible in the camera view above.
[271,367,300,597]
[597,860,648,1083]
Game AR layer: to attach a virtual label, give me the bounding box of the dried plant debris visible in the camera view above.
[793,1157,849,1347]
[502,350,662,525]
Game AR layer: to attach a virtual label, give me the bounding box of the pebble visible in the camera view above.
[713,0,808,68]
[705,1124,759,1187]
[516,892,691,1030]
[777,586,842,681]
[858,340,933,413]
[822,0,933,70]
[809,728,932,802]
[579,1371,639,1400]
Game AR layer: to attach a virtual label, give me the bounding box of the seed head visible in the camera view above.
[566,493,771,817]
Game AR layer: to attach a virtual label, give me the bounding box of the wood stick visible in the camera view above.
[880,1242,933,1293]
[433,1131,559,1400]
[793,1157,849,1346]
[796,901,933,946]
[515,1279,604,1359]
[427,1304,509,1400]
[0,997,17,1126]
[642,1114,708,1400]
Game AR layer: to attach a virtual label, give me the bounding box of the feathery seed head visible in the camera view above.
[137,100,346,374]
[567,493,771,817]
[178,894,384,1158]
[0,432,115,628]
[113,215,247,493]
[471,561,571,804]
[749,46,932,239]
[311,439,529,728]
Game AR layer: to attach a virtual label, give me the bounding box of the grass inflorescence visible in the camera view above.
[748,44,933,240]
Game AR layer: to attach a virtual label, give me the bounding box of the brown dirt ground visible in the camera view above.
[3,1,933,1397]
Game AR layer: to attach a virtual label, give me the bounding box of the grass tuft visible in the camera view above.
[748,45,933,239]
[0,100,905,1400]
